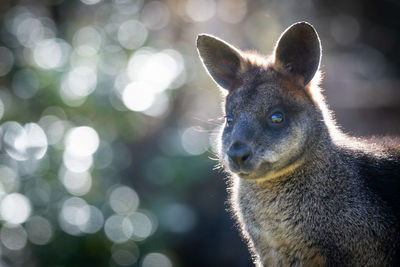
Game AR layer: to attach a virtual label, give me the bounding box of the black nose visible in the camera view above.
[227,142,252,169]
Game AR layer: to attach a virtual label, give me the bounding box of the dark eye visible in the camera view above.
[226,116,233,126]
[271,112,284,123]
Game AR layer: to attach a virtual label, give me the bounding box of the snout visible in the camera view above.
[227,142,252,172]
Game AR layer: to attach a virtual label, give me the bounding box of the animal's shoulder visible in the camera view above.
[345,138,400,218]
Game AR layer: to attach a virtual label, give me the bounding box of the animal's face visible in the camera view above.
[220,70,319,180]
[197,22,323,181]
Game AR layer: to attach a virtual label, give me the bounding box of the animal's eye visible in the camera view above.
[226,116,233,126]
[271,112,284,123]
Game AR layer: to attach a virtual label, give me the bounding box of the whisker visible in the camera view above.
[191,116,224,126]
[208,155,219,161]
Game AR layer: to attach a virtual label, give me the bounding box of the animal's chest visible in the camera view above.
[235,178,397,266]
[236,185,326,266]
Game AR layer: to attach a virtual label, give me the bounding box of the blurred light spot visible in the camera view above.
[0,193,31,224]
[109,186,139,214]
[164,49,186,89]
[6,8,55,47]
[59,197,90,236]
[2,122,28,161]
[24,123,48,160]
[0,224,27,251]
[41,105,67,120]
[12,69,39,99]
[118,20,147,50]
[216,0,247,23]
[62,197,89,225]
[127,49,181,91]
[142,253,172,267]
[26,216,53,245]
[181,127,209,155]
[123,49,182,115]
[129,212,153,241]
[61,169,92,196]
[69,49,100,71]
[122,82,156,112]
[114,73,130,95]
[63,152,93,172]
[161,203,196,233]
[186,0,216,22]
[65,126,100,157]
[330,14,359,45]
[81,0,102,5]
[112,244,139,266]
[33,38,70,69]
[80,205,104,234]
[59,87,87,107]
[73,27,102,57]
[113,0,144,15]
[0,165,19,193]
[104,215,133,243]
[63,66,97,99]
[140,1,170,30]
[1,122,47,161]
[126,48,153,79]
[16,17,45,48]
[0,47,14,76]
[142,92,169,117]
[39,115,66,145]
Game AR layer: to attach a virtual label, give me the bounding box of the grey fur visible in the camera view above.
[197,22,400,266]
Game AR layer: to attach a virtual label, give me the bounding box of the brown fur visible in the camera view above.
[197,22,400,266]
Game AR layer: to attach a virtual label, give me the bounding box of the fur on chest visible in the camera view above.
[231,176,397,266]
[232,179,327,265]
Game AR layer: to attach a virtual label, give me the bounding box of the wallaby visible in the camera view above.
[196,22,400,266]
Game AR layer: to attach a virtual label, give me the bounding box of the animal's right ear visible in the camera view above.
[196,34,245,90]
[274,22,321,86]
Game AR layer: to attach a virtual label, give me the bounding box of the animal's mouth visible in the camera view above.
[227,159,270,179]
[232,168,268,180]
[227,160,254,175]
[228,159,297,181]
[225,150,283,180]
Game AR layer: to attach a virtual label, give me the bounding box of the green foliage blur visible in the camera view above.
[0,0,399,266]
[0,0,223,266]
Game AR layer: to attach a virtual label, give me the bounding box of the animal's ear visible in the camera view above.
[197,34,245,90]
[274,22,321,85]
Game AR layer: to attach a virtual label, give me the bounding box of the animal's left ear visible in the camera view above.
[274,22,321,85]
[196,34,245,90]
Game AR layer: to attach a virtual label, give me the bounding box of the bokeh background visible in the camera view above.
[0,0,399,266]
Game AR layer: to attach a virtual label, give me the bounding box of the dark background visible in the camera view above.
[0,0,399,266]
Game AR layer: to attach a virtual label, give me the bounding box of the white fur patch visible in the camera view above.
[262,150,280,163]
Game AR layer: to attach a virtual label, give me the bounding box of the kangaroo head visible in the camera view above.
[197,22,326,181]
